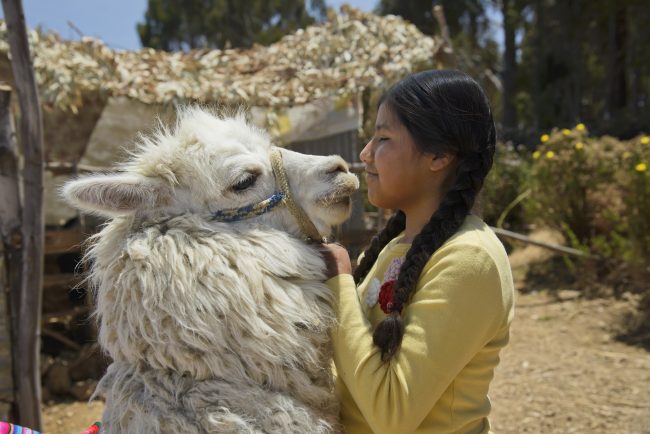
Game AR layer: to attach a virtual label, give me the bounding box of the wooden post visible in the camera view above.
[0,244,14,420]
[0,88,20,419]
[1,0,45,428]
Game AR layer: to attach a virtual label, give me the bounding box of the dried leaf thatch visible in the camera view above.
[0,6,442,113]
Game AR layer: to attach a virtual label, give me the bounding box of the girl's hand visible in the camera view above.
[319,243,352,279]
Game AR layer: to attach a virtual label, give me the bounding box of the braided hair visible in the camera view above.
[353,70,497,361]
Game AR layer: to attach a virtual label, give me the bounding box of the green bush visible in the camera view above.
[523,125,650,279]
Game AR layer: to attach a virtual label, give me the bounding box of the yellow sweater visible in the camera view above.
[327,215,515,434]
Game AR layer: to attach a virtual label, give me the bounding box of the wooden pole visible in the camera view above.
[0,87,19,420]
[1,0,45,428]
[490,226,592,258]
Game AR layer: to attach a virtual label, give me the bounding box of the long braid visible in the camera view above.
[373,127,496,361]
[353,211,406,285]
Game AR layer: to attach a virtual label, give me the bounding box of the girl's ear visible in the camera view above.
[61,173,172,218]
[429,153,456,172]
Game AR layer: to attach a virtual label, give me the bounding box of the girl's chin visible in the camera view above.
[366,192,383,209]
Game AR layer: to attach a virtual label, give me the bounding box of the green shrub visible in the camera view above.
[480,142,529,229]
[524,125,650,280]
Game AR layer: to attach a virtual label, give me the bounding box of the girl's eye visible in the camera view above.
[378,137,389,142]
[232,175,258,192]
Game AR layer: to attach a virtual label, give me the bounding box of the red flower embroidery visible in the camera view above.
[378,279,396,314]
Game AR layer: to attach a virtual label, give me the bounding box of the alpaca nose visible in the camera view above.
[325,157,349,175]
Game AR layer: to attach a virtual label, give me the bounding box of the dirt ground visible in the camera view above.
[41,235,650,433]
[490,291,650,433]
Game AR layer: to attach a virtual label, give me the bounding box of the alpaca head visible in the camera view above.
[62,107,359,236]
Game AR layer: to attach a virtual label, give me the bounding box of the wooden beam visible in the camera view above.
[41,328,81,351]
[0,243,15,419]
[44,229,85,255]
[44,161,108,175]
[1,0,45,428]
[0,87,19,419]
[42,273,83,291]
[490,226,592,258]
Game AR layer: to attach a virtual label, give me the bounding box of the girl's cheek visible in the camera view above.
[374,145,387,163]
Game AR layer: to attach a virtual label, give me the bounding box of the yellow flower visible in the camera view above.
[641,136,650,145]
[575,123,586,131]
[540,134,550,143]
[546,151,555,159]
[562,129,571,136]
[532,150,541,160]
[636,162,647,172]
[575,142,584,150]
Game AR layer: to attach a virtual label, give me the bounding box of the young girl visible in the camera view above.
[322,70,515,433]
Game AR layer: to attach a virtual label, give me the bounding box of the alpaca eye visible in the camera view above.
[232,174,258,192]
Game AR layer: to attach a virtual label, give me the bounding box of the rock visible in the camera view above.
[40,354,55,378]
[44,361,71,395]
[69,344,109,381]
[70,379,98,401]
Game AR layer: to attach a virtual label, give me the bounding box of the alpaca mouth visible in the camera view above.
[322,195,351,206]
[316,185,357,207]
[315,172,358,209]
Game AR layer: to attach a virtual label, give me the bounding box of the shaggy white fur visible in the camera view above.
[62,107,359,433]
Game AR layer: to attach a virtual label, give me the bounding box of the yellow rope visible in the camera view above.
[270,147,326,243]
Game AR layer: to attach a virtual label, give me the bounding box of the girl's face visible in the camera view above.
[360,104,439,211]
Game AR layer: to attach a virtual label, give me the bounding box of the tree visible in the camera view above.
[137,0,326,51]
[501,0,518,131]
[376,1,502,115]
[514,0,649,136]
[377,0,490,40]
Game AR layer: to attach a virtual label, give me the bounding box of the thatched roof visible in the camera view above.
[0,6,443,113]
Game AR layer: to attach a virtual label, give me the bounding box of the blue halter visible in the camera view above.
[206,147,326,243]
[209,191,286,223]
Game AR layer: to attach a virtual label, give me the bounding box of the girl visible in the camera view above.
[322,70,515,433]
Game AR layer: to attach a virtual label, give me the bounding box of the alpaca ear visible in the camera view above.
[61,173,172,217]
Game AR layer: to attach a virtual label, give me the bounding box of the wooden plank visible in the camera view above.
[45,161,109,174]
[490,226,593,258]
[0,83,18,418]
[0,243,15,412]
[44,229,85,255]
[2,0,45,428]
[42,273,82,290]
[42,305,89,325]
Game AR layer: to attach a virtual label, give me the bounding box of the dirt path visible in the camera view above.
[490,291,650,433]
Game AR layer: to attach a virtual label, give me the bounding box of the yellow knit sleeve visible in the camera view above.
[328,243,508,434]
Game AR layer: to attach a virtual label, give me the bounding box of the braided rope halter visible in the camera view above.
[210,147,327,243]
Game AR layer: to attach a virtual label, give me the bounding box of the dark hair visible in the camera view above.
[354,70,496,361]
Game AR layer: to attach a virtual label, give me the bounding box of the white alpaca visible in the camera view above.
[62,107,359,433]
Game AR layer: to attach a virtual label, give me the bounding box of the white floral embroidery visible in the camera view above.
[365,257,405,309]
[385,257,404,281]
[366,278,381,307]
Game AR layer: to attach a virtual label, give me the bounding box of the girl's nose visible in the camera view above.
[360,140,372,163]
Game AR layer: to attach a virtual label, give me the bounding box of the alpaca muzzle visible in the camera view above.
[210,147,326,243]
